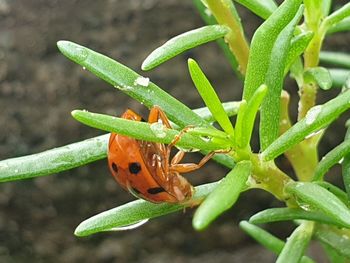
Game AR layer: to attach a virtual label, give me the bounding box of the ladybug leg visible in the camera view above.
[148,105,172,128]
[170,151,215,173]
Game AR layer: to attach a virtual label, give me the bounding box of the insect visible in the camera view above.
[107,105,215,205]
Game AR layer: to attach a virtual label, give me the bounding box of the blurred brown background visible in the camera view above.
[0,1,349,262]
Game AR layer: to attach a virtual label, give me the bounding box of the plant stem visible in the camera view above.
[206,0,249,75]
[249,154,294,203]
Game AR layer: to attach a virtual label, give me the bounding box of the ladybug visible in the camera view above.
[107,106,214,205]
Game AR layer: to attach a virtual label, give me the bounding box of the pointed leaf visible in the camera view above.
[239,221,315,263]
[142,25,230,71]
[260,6,304,149]
[57,41,209,128]
[304,67,332,91]
[188,58,234,135]
[315,225,350,258]
[276,222,314,263]
[243,0,302,101]
[262,89,350,161]
[193,161,251,230]
[71,110,231,152]
[234,0,277,20]
[285,182,350,228]
[313,138,350,181]
[75,182,218,237]
[250,207,346,228]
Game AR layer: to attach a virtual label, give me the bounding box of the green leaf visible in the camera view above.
[342,121,350,201]
[57,41,209,129]
[240,84,267,148]
[285,182,350,228]
[193,101,242,123]
[141,25,230,71]
[314,181,349,205]
[233,0,277,20]
[320,241,346,263]
[327,17,350,34]
[75,182,218,237]
[304,67,332,91]
[234,100,247,147]
[320,51,350,69]
[329,69,350,88]
[313,138,350,181]
[71,110,231,152]
[260,6,304,149]
[276,222,314,263]
[188,58,234,135]
[262,89,350,161]
[243,0,302,101]
[250,207,347,228]
[321,0,332,17]
[239,221,315,263]
[191,0,241,77]
[0,104,238,183]
[323,3,350,30]
[192,161,251,230]
[314,225,350,258]
[0,134,108,183]
[285,31,314,75]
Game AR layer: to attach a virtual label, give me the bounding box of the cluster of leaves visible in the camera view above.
[1,0,350,262]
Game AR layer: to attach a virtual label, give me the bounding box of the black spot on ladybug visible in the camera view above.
[112,163,118,173]
[147,187,166,195]
[129,162,141,174]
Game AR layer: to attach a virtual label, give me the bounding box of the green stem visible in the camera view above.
[249,154,294,202]
[206,0,249,75]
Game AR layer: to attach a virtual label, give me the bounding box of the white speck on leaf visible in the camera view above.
[305,105,322,125]
[134,76,150,87]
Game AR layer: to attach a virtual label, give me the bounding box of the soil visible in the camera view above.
[0,1,349,262]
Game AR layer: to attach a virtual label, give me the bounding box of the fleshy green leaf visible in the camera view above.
[262,89,350,161]
[314,225,350,258]
[192,161,251,230]
[342,121,350,201]
[276,222,314,263]
[0,134,108,183]
[285,182,350,228]
[75,182,218,237]
[233,0,277,20]
[243,0,302,101]
[240,84,267,148]
[234,100,247,147]
[250,207,346,228]
[314,181,349,205]
[71,110,231,152]
[320,241,347,263]
[191,0,241,77]
[329,69,350,88]
[327,17,350,34]
[260,6,304,149]
[323,3,350,30]
[320,51,350,69]
[285,31,314,74]
[141,25,230,71]
[304,67,332,91]
[57,41,209,129]
[188,58,234,135]
[239,221,315,263]
[0,104,238,183]
[313,139,350,181]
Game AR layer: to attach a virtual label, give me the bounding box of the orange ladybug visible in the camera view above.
[107,106,214,204]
